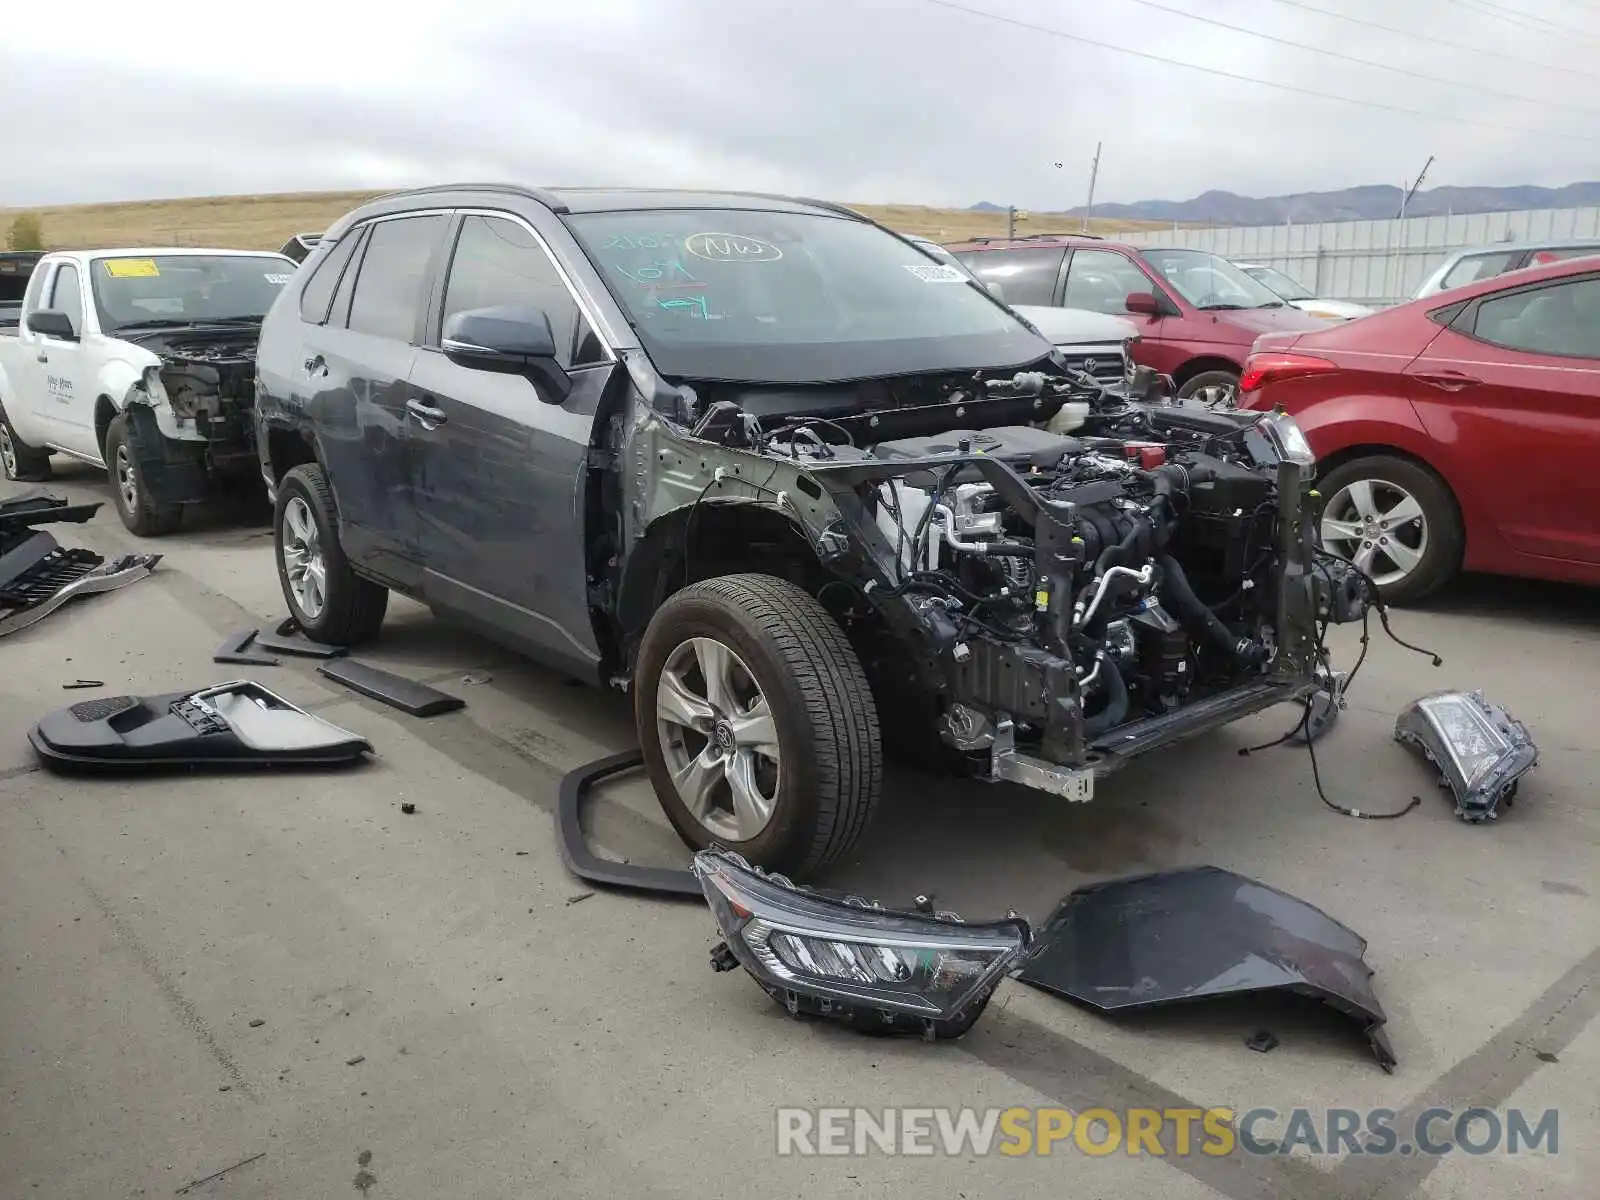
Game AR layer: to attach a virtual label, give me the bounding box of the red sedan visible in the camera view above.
[1238,255,1600,602]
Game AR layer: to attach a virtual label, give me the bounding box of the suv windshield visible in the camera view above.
[90,254,296,333]
[565,210,1049,383]
[1240,264,1313,302]
[1143,249,1285,310]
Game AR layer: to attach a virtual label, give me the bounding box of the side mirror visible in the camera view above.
[441,305,571,402]
[985,280,1007,303]
[1124,292,1162,318]
[27,309,77,340]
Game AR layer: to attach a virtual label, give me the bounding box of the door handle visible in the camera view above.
[1413,370,1480,392]
[36,353,48,364]
[406,397,448,428]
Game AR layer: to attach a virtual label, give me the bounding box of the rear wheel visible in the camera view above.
[1177,369,1240,409]
[273,462,389,644]
[635,573,882,879]
[1317,455,1462,605]
[0,400,52,483]
[104,413,181,536]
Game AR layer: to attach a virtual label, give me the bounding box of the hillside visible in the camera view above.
[1072,180,1600,225]
[0,192,1171,252]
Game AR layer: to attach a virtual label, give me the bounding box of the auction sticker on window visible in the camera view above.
[103,258,161,278]
[903,263,968,283]
[263,273,293,285]
[685,233,784,263]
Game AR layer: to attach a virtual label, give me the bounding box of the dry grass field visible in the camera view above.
[2,191,1175,252]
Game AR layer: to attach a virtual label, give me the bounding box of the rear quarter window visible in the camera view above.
[953,246,1065,306]
[298,231,363,324]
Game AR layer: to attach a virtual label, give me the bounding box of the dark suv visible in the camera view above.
[947,235,1329,407]
[254,185,1346,878]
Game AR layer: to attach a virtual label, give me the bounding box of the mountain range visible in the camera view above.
[969,182,1600,225]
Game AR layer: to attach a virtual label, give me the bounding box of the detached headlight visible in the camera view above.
[693,849,1030,1038]
[1394,691,1538,822]
[1256,409,1316,468]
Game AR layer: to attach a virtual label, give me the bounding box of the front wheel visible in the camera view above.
[1177,369,1240,409]
[635,573,883,879]
[1317,455,1462,605]
[104,413,182,536]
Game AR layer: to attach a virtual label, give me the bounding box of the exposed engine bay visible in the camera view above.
[631,364,1366,798]
[144,330,260,445]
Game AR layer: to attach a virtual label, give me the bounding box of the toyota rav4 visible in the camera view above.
[254,185,1356,878]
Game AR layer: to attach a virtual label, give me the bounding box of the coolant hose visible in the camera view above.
[1157,554,1263,663]
[1083,657,1130,736]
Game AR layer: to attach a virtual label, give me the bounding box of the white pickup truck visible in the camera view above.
[0,247,298,535]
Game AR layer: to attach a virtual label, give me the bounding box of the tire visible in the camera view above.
[1317,454,1462,606]
[0,399,52,483]
[104,412,182,536]
[635,573,883,879]
[273,462,389,644]
[1177,368,1241,409]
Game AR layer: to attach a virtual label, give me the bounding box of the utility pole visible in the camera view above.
[1007,206,1016,239]
[1081,141,1103,233]
[1398,154,1435,220]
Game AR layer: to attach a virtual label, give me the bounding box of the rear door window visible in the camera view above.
[1440,252,1518,291]
[1468,275,1600,359]
[345,215,448,342]
[953,246,1065,306]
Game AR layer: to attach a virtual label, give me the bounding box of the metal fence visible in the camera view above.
[1113,205,1600,307]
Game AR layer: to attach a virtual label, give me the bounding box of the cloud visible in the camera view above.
[3,0,1597,209]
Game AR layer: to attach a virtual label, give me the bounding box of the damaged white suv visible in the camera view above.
[0,248,297,534]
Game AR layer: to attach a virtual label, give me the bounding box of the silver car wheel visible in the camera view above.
[655,635,781,843]
[280,495,328,619]
[114,443,139,514]
[1321,478,1428,588]
[0,423,16,479]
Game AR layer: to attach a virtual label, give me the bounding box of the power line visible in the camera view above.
[1444,0,1600,43]
[914,0,1600,145]
[1108,0,1600,115]
[1260,0,1600,83]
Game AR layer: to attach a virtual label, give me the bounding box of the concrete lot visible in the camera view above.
[2,462,1596,1200]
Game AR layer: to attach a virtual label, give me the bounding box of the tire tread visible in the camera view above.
[648,573,882,875]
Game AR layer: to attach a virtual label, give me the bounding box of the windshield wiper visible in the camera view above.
[1254,300,1287,309]
[1196,302,1248,311]
[111,319,201,330]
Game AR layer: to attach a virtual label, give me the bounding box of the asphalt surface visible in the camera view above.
[2,462,1596,1200]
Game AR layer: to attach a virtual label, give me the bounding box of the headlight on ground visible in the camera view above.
[1394,690,1538,823]
[693,848,1030,1038]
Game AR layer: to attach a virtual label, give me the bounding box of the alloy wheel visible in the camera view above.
[1320,478,1428,588]
[0,424,16,479]
[281,495,328,619]
[114,444,139,514]
[655,635,782,843]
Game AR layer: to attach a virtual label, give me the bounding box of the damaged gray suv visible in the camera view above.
[255,184,1361,878]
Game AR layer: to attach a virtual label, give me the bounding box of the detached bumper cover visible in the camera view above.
[1394,690,1537,822]
[1017,865,1396,1071]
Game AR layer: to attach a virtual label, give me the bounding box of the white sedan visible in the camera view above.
[1235,262,1373,321]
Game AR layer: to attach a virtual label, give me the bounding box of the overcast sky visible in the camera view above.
[5,0,1599,210]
